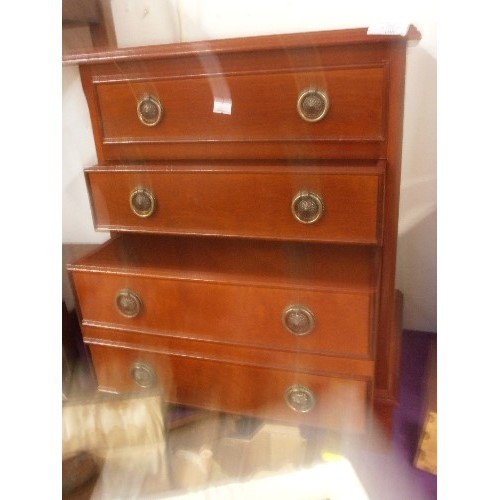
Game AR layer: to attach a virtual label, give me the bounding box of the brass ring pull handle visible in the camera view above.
[130,187,155,218]
[115,289,142,318]
[137,95,163,126]
[130,362,156,388]
[282,305,315,336]
[291,191,324,224]
[285,384,316,413]
[297,89,329,122]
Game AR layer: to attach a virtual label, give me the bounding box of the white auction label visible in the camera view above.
[367,22,409,36]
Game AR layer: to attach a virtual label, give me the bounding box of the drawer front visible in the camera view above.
[87,166,383,244]
[93,67,386,161]
[88,342,369,432]
[73,271,374,358]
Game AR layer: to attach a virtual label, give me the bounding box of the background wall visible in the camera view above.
[62,0,436,332]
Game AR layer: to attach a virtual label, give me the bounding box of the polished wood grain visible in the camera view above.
[75,28,421,162]
[77,276,375,358]
[63,25,420,65]
[68,233,380,291]
[87,341,369,432]
[374,43,407,402]
[85,163,384,244]
[71,254,376,359]
[95,66,385,149]
[81,325,375,379]
[67,27,419,433]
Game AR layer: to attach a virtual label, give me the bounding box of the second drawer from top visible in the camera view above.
[86,162,384,244]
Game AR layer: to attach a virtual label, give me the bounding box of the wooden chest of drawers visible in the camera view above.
[67,26,420,434]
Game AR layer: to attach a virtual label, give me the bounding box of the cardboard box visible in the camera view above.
[414,411,437,474]
[414,341,437,474]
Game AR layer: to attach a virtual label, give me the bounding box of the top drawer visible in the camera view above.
[80,42,389,162]
[95,68,385,161]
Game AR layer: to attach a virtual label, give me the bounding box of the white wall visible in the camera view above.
[62,0,436,332]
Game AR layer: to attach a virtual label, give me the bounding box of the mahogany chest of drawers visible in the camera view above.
[67,26,420,434]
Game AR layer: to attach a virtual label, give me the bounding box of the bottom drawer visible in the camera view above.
[87,342,369,432]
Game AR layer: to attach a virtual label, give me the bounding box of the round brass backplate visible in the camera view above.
[291,191,324,224]
[284,384,316,413]
[282,305,315,336]
[130,361,156,388]
[130,187,155,218]
[297,89,329,122]
[115,289,142,318]
[137,95,163,126]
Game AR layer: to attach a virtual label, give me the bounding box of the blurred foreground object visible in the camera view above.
[62,390,170,498]
[62,451,101,497]
[166,458,368,500]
